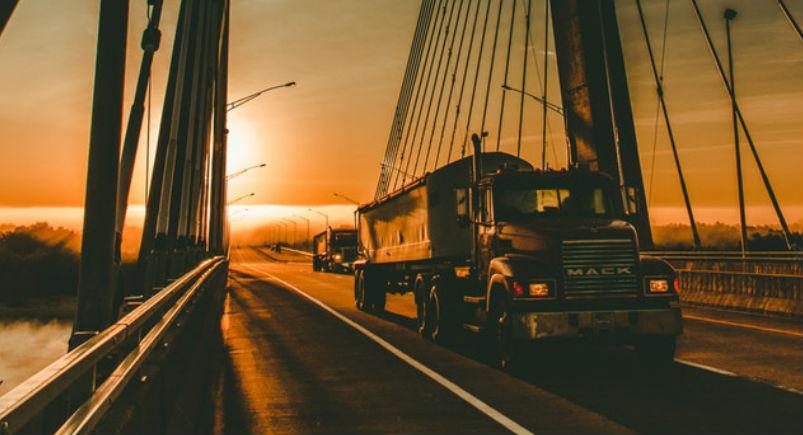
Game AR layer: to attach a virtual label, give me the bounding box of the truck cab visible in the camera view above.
[313,228,358,273]
[466,168,682,366]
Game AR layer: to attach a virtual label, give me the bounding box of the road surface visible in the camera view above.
[212,248,803,434]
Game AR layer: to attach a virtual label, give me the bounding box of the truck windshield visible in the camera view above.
[494,186,612,220]
[331,232,356,247]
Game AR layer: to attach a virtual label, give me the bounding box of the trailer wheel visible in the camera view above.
[415,275,431,338]
[635,335,676,366]
[426,281,458,344]
[355,270,368,311]
[356,267,386,312]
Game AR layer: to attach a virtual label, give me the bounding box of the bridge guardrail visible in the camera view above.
[0,256,228,435]
[279,246,314,257]
[645,251,803,317]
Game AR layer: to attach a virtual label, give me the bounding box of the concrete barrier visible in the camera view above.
[670,260,803,318]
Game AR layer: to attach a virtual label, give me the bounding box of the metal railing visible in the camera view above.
[0,257,227,434]
[644,250,803,263]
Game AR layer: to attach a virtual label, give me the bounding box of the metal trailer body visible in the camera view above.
[359,152,532,265]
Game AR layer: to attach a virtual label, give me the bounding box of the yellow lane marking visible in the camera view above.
[683,314,803,338]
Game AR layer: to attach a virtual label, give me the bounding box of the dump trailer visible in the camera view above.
[312,227,358,273]
[355,151,682,367]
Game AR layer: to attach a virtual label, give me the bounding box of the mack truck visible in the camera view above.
[312,227,358,273]
[354,146,682,368]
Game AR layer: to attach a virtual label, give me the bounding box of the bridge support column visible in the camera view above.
[550,0,653,248]
[71,0,130,347]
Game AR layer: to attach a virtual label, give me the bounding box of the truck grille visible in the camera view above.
[561,239,638,297]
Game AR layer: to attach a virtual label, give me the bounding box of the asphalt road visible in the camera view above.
[213,248,803,434]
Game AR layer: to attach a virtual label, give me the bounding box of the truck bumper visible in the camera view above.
[511,306,683,341]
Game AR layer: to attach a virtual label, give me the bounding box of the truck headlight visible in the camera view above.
[528,282,550,297]
[649,279,670,293]
[334,254,342,262]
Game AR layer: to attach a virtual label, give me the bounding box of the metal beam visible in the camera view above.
[71,0,130,347]
[549,0,653,248]
[0,0,19,38]
[209,0,230,254]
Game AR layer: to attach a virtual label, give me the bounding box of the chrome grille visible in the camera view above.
[561,239,638,297]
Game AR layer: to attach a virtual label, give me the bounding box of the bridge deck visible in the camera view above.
[214,248,803,434]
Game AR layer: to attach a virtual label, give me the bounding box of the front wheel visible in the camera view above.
[635,335,676,366]
[485,298,517,369]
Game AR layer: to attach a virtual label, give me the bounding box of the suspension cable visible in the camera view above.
[447,0,483,163]
[434,0,475,168]
[646,0,670,206]
[690,0,793,249]
[479,0,505,152]
[496,0,517,151]
[424,0,467,173]
[414,0,459,177]
[540,0,549,169]
[380,0,436,196]
[636,0,701,249]
[460,0,494,158]
[404,0,449,181]
[392,0,441,191]
[516,0,532,157]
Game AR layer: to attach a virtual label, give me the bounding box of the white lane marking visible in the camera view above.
[236,261,535,435]
[674,359,737,377]
[675,359,803,396]
[683,314,803,338]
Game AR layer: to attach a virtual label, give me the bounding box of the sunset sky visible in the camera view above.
[0,0,801,231]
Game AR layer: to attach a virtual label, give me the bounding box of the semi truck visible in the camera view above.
[354,143,682,368]
[312,227,358,273]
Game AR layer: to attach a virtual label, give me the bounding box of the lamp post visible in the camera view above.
[293,214,311,250]
[333,192,360,231]
[308,208,329,232]
[227,163,266,181]
[282,218,297,248]
[227,192,254,205]
[227,81,297,112]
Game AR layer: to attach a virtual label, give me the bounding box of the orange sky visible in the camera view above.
[0,0,801,228]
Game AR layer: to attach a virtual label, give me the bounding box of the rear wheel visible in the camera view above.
[635,335,676,366]
[415,275,431,338]
[355,267,386,312]
[354,270,367,311]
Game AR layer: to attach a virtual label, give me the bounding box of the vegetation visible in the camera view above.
[0,223,80,305]
[653,223,803,250]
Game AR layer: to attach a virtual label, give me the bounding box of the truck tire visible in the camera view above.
[355,268,386,312]
[414,275,431,338]
[312,257,320,272]
[485,294,517,370]
[355,270,367,311]
[635,335,676,366]
[426,283,457,344]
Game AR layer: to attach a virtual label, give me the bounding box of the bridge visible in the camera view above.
[0,0,802,434]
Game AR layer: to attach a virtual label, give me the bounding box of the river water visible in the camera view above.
[0,320,71,396]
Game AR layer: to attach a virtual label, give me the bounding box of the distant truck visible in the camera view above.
[312,228,358,273]
[354,146,682,368]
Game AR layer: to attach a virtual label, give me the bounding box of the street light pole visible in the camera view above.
[293,214,311,250]
[227,163,267,180]
[227,81,297,112]
[333,193,360,231]
[227,192,254,205]
[282,218,298,248]
[308,208,330,231]
[724,8,748,256]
